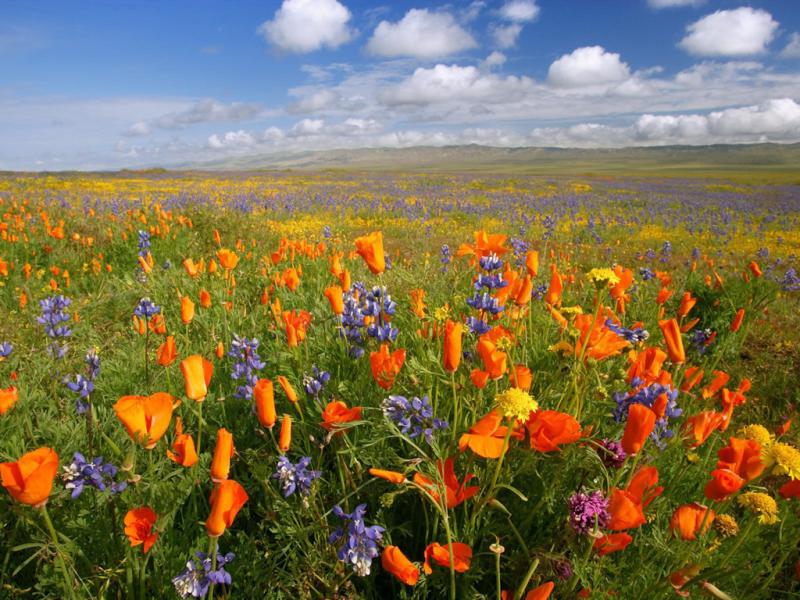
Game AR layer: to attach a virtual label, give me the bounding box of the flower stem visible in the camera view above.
[514,557,540,600]
[207,536,217,600]
[41,505,75,600]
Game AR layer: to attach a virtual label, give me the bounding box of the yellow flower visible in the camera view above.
[495,388,538,422]
[586,268,620,288]
[765,442,800,480]
[737,424,773,448]
[714,514,739,538]
[737,492,779,525]
[560,306,584,315]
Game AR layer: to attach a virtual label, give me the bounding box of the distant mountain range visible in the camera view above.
[173,142,800,174]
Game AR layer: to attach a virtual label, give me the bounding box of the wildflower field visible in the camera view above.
[1,170,800,599]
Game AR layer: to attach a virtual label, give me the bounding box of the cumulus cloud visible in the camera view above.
[679,7,779,56]
[547,46,631,88]
[781,33,800,59]
[207,130,255,149]
[258,0,354,54]
[125,100,264,136]
[366,9,477,59]
[482,51,507,69]
[491,24,523,49]
[647,0,704,8]
[499,0,540,22]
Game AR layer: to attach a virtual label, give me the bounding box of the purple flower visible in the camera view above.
[137,230,151,258]
[613,380,681,448]
[329,503,384,576]
[228,335,265,400]
[568,490,610,535]
[38,295,72,359]
[381,394,447,444]
[0,342,12,359]
[61,452,126,498]
[598,439,626,469]
[604,319,649,344]
[273,456,321,498]
[173,547,235,598]
[303,366,330,398]
[133,297,160,319]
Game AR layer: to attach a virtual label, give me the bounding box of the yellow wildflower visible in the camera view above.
[495,388,538,422]
[737,424,773,448]
[737,492,779,525]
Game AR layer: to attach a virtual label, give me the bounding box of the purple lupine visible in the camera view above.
[568,490,610,535]
[273,456,321,499]
[329,504,384,576]
[228,335,265,400]
[381,394,447,444]
[173,547,235,598]
[61,452,127,498]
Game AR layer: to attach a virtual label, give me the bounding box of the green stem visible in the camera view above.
[514,557,540,600]
[207,535,218,600]
[495,546,502,600]
[41,505,75,600]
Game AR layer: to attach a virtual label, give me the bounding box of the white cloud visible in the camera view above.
[491,24,523,49]
[547,46,631,88]
[124,99,264,135]
[679,8,779,56]
[500,0,540,22]
[482,51,507,69]
[207,130,255,149]
[258,0,354,54]
[781,33,800,59]
[366,9,477,59]
[647,0,704,8]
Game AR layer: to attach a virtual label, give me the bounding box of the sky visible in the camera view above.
[2,0,800,170]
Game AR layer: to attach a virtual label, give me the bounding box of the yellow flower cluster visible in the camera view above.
[737,424,773,447]
[765,442,800,480]
[495,388,538,422]
[737,492,780,525]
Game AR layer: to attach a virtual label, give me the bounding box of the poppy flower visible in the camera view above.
[381,546,419,586]
[278,414,292,453]
[670,503,715,540]
[459,410,524,458]
[607,488,646,530]
[574,311,629,362]
[409,288,427,318]
[456,230,508,260]
[321,400,362,431]
[680,366,705,393]
[626,467,663,508]
[677,292,697,318]
[716,437,764,482]
[470,369,490,389]
[701,371,730,400]
[370,344,406,390]
[704,468,744,501]
[369,468,407,484]
[544,264,563,306]
[166,417,198,467]
[277,375,298,402]
[183,258,200,278]
[476,339,507,380]
[682,411,725,448]
[148,314,167,335]
[413,457,479,508]
[114,392,175,449]
[282,310,312,347]
[443,320,463,373]
[206,479,249,537]
[730,308,745,332]
[0,385,19,415]
[423,542,472,575]
[180,296,195,325]
[324,285,344,315]
[621,404,656,456]
[0,447,59,506]
[510,364,533,391]
[124,507,158,553]
[655,288,673,305]
[525,410,582,452]
[524,582,555,600]
[132,315,146,335]
[210,428,234,482]
[156,335,177,367]
[179,354,213,401]
[610,265,634,314]
[748,261,762,278]
[626,347,667,386]
[216,248,239,270]
[254,379,277,429]
[199,289,212,309]
[594,532,633,556]
[354,231,386,274]
[658,319,685,364]
[525,250,539,277]
[281,267,301,291]
[779,479,800,499]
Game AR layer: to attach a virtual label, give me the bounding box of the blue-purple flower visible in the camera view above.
[568,490,610,535]
[329,503,384,576]
[273,456,321,498]
[172,547,235,598]
[381,394,447,444]
[61,452,126,498]
[228,335,265,400]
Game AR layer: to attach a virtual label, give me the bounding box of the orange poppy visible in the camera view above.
[574,311,629,361]
[210,428,234,482]
[607,488,646,531]
[254,379,277,429]
[730,308,745,332]
[658,319,685,363]
[206,479,249,537]
[413,457,479,508]
[124,507,158,553]
[476,339,507,380]
[179,355,213,401]
[626,347,667,386]
[354,231,386,274]
[680,366,705,393]
[443,320,463,373]
[370,344,406,390]
[148,314,167,335]
[277,375,298,402]
[0,385,19,415]
[180,296,195,325]
[525,410,581,452]
[423,542,472,575]
[544,264,563,307]
[216,248,239,270]
[701,370,729,400]
[458,410,524,458]
[409,288,427,318]
[199,289,212,309]
[215,341,225,359]
[114,392,174,449]
[655,288,673,306]
[278,414,292,453]
[510,364,532,391]
[157,335,177,366]
[321,400,362,431]
[0,447,59,506]
[166,417,198,467]
[282,310,312,347]
[470,369,490,389]
[621,404,656,456]
[682,411,725,448]
[183,258,200,278]
[779,479,800,499]
[748,261,762,278]
[704,468,744,501]
[324,285,344,315]
[594,532,633,556]
[610,265,634,314]
[677,291,697,318]
[627,466,663,508]
[456,230,508,260]
[369,468,407,484]
[716,437,764,482]
[524,582,555,600]
[670,503,715,540]
[381,546,420,586]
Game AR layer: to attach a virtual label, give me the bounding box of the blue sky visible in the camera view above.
[2,0,800,169]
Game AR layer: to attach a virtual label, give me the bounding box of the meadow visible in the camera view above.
[0,170,799,599]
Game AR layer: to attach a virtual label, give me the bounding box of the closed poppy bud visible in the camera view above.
[0,385,19,415]
[210,428,234,483]
[277,375,298,403]
[730,308,745,332]
[167,418,198,467]
[443,320,463,373]
[544,264,563,306]
[680,366,704,392]
[369,468,406,484]
[179,297,195,324]
[515,275,534,306]
[114,393,175,449]
[677,292,696,318]
[124,507,158,553]
[278,414,292,453]
[510,364,532,391]
[324,285,344,315]
[748,261,762,278]
[381,546,419,586]
[254,379,276,429]
[682,411,724,448]
[354,231,386,274]
[526,582,555,600]
[208,259,218,274]
[199,289,212,308]
[594,532,633,556]
[621,404,656,456]
[180,355,213,401]
[132,315,146,335]
[525,250,539,277]
[215,342,224,359]
[658,318,685,364]
[149,314,167,335]
[0,447,59,506]
[704,468,744,501]
[670,503,715,540]
[206,479,248,538]
[137,255,152,274]
[338,268,351,291]
[470,369,490,389]
[157,335,177,366]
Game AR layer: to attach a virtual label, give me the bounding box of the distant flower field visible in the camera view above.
[0,172,799,599]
